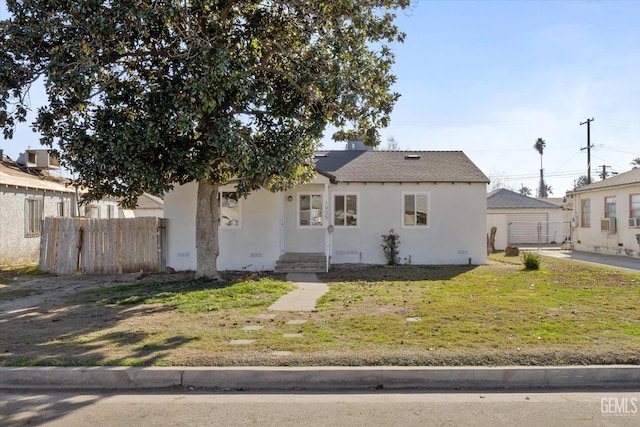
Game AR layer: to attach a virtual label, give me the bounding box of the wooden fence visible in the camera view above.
[40,217,166,274]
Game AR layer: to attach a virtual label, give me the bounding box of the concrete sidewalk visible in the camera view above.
[1,366,639,391]
[268,273,329,311]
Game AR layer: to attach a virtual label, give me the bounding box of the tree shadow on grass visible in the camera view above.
[0,272,239,368]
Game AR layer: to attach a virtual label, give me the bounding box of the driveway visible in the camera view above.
[539,249,640,271]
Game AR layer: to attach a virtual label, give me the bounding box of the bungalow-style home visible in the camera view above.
[0,149,119,265]
[567,167,640,257]
[164,146,490,272]
[487,188,570,250]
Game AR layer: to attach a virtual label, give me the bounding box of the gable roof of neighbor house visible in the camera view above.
[135,193,164,210]
[487,188,561,209]
[314,150,489,183]
[0,155,74,193]
[567,167,640,194]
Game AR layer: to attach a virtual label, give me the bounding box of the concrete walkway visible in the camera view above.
[268,273,329,312]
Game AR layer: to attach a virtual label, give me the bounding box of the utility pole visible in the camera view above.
[599,165,611,180]
[580,118,594,184]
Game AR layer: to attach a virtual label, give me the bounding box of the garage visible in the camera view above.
[506,213,548,244]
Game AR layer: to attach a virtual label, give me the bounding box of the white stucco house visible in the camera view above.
[487,188,570,250]
[0,149,119,265]
[567,167,640,257]
[164,148,490,272]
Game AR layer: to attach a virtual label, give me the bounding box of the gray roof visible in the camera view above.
[314,150,489,183]
[568,167,640,194]
[487,188,562,209]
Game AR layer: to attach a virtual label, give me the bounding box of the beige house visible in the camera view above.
[0,150,118,265]
[164,149,490,272]
[567,168,640,257]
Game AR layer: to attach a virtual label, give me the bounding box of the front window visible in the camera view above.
[334,194,358,227]
[85,205,100,218]
[581,199,591,227]
[57,200,70,217]
[604,197,616,218]
[220,192,241,227]
[25,197,44,238]
[404,193,429,227]
[299,194,323,227]
[631,194,640,219]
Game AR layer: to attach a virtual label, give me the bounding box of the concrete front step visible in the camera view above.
[276,252,326,273]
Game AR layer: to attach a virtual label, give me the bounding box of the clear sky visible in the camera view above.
[2,1,640,196]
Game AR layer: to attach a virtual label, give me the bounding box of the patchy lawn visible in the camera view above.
[0,255,639,367]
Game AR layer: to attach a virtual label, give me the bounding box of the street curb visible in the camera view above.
[1,366,639,391]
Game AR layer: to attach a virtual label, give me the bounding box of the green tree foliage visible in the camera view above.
[0,0,409,278]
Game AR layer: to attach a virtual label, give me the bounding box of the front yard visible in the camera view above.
[0,254,639,366]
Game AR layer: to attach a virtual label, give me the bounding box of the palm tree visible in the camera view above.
[544,184,553,196]
[519,185,532,196]
[631,157,640,169]
[534,138,547,197]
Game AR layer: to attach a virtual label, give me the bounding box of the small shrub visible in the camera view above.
[381,229,400,266]
[522,251,541,270]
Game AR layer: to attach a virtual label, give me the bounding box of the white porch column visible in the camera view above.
[324,182,330,272]
[279,191,285,255]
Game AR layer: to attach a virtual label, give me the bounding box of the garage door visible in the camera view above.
[507,213,548,244]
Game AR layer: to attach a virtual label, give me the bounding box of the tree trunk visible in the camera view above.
[195,181,220,279]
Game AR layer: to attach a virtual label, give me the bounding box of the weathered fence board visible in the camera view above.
[40,217,166,275]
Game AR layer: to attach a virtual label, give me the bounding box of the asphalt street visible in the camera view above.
[2,391,639,427]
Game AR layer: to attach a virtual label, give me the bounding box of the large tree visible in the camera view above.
[0,0,409,278]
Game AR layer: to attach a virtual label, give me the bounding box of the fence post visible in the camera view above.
[159,218,167,273]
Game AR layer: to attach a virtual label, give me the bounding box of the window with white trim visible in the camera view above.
[57,200,70,217]
[25,197,44,238]
[85,205,100,218]
[299,194,323,227]
[220,191,241,227]
[333,194,358,227]
[403,193,429,227]
[631,194,640,219]
[604,197,616,218]
[581,199,591,227]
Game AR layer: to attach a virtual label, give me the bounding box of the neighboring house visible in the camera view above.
[487,188,570,250]
[164,148,490,272]
[567,167,640,257]
[0,149,118,265]
[120,193,164,218]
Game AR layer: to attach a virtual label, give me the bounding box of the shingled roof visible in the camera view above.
[313,150,489,183]
[487,188,561,209]
[567,167,640,194]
